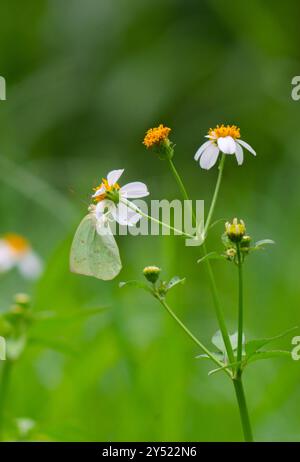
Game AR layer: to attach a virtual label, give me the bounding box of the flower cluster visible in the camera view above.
[222,218,273,263]
[143,124,171,149]
[143,124,174,159]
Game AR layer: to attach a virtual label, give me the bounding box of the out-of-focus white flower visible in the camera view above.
[0,234,43,279]
[194,124,256,170]
[92,169,149,229]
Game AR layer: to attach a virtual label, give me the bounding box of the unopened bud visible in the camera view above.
[225,218,246,243]
[143,266,161,284]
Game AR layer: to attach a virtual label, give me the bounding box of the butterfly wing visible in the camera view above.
[70,213,122,280]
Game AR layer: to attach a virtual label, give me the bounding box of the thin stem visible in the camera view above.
[204,154,225,237]
[202,245,235,365]
[157,296,230,375]
[236,243,243,368]
[168,158,197,229]
[168,159,191,204]
[0,359,12,441]
[121,197,195,239]
[166,153,253,441]
[167,156,235,365]
[233,377,253,442]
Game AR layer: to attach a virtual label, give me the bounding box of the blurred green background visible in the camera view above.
[0,0,299,442]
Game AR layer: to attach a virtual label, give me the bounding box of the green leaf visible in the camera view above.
[212,330,245,354]
[254,239,275,248]
[197,252,225,264]
[247,350,291,364]
[166,276,186,290]
[70,213,122,280]
[119,280,153,293]
[245,327,297,358]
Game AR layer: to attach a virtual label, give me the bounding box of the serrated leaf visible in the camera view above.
[166,276,186,290]
[245,327,297,358]
[70,213,122,280]
[247,350,291,364]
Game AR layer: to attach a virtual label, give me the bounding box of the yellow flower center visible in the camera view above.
[93,178,120,202]
[208,124,240,140]
[143,124,171,148]
[4,233,30,254]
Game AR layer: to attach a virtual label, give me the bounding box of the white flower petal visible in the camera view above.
[235,141,244,165]
[107,169,124,186]
[199,145,220,170]
[18,251,43,280]
[95,199,115,219]
[115,202,142,226]
[95,200,116,234]
[0,241,15,272]
[237,139,256,156]
[92,185,105,198]
[127,211,142,226]
[194,140,212,161]
[217,136,236,154]
[120,182,149,198]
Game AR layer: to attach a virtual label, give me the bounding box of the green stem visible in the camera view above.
[121,198,195,239]
[167,156,235,365]
[236,243,243,368]
[168,158,197,230]
[202,245,235,365]
[157,296,230,375]
[168,159,191,204]
[233,377,253,442]
[204,154,225,237]
[0,359,12,441]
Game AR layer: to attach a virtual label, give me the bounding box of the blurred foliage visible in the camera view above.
[0,0,299,441]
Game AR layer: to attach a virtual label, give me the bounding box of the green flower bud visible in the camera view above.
[143,266,161,284]
[240,235,251,247]
[14,293,31,309]
[225,248,237,260]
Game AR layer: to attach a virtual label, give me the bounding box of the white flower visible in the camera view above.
[194,124,256,170]
[92,169,149,229]
[0,234,43,279]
